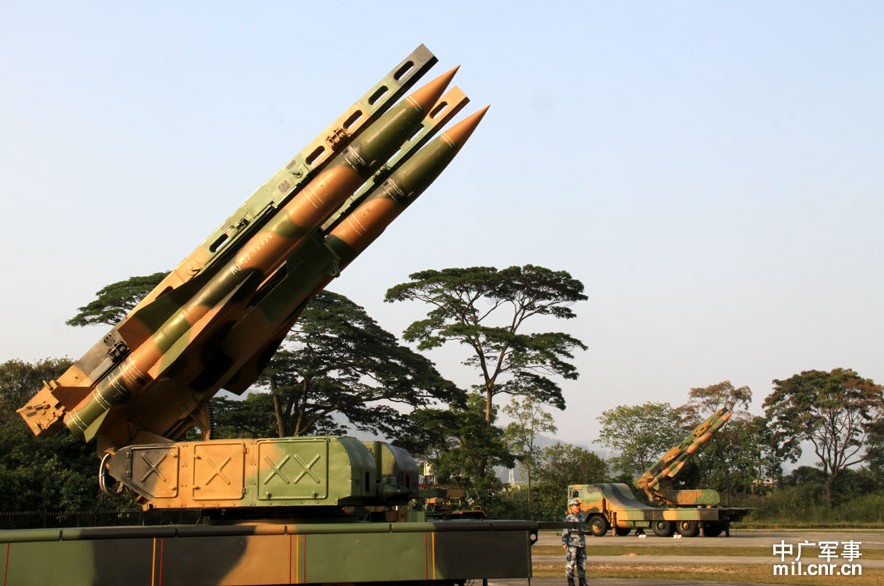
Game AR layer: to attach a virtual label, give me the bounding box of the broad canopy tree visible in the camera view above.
[400,394,515,507]
[66,273,459,440]
[596,402,685,480]
[385,265,587,423]
[258,291,460,438]
[532,443,608,520]
[679,380,752,426]
[66,272,167,327]
[763,368,884,507]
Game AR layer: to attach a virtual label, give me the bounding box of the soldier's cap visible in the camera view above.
[569,499,581,507]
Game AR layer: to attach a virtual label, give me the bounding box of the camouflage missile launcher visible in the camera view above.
[7,45,539,585]
[103,438,417,514]
[635,407,733,507]
[567,408,750,538]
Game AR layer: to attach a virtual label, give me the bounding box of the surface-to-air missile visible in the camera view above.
[17,45,485,459]
[3,47,542,586]
[635,407,733,506]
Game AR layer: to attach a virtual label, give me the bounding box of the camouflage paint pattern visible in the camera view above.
[56,65,458,444]
[567,410,750,537]
[1,520,537,586]
[567,483,747,537]
[635,407,733,507]
[17,44,438,446]
[104,437,417,511]
[7,46,537,583]
[16,47,484,460]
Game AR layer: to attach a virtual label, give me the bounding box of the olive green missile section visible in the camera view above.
[635,407,732,506]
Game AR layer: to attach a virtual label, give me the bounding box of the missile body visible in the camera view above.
[61,68,457,438]
[634,407,732,504]
[18,47,489,455]
[218,106,490,365]
[116,103,490,444]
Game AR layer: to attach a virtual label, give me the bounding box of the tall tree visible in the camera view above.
[385,265,587,423]
[259,291,460,438]
[66,272,166,326]
[677,381,764,502]
[210,394,278,439]
[533,443,608,520]
[503,396,557,517]
[405,394,515,508]
[66,273,458,440]
[596,402,684,480]
[679,380,752,425]
[763,368,884,507]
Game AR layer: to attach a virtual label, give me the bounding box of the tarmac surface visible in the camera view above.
[485,528,883,586]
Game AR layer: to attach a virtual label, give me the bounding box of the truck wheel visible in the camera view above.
[614,526,631,536]
[676,520,699,537]
[702,522,724,537]
[651,520,674,537]
[588,515,609,537]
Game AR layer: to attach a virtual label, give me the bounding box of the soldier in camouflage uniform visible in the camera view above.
[561,498,587,586]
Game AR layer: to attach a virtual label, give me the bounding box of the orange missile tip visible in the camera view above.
[441,105,490,146]
[407,66,460,113]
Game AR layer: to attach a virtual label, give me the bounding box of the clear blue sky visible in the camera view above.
[1,1,882,447]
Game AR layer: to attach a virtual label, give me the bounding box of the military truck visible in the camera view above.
[568,408,750,537]
[1,45,539,586]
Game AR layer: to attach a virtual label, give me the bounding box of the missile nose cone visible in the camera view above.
[441,105,490,148]
[407,66,460,114]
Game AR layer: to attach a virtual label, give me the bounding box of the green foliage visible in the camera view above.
[596,402,684,479]
[385,265,587,422]
[686,416,781,503]
[503,396,556,516]
[764,368,884,507]
[533,443,608,520]
[865,416,884,484]
[66,272,166,327]
[679,380,752,424]
[740,466,882,524]
[257,290,460,438]
[210,394,278,439]
[404,395,514,508]
[0,359,123,511]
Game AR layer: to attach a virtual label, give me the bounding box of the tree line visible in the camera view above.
[1,265,881,523]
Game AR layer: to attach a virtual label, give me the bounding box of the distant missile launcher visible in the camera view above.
[635,407,733,507]
[568,408,749,538]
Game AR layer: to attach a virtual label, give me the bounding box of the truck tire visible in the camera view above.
[588,515,609,537]
[676,520,699,537]
[651,520,674,537]
[702,522,724,537]
[614,526,631,536]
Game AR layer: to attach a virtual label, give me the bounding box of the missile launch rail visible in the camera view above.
[4,45,539,586]
[568,408,750,538]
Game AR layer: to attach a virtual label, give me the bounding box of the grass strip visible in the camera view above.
[533,544,884,560]
[533,562,882,586]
